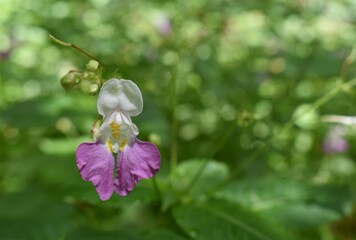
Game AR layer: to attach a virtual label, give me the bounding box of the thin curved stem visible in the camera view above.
[48,34,104,67]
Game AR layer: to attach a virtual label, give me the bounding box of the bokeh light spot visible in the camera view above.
[268,57,285,74]
[23,80,41,99]
[51,2,70,18]
[294,132,313,153]
[253,122,269,139]
[180,123,199,141]
[162,51,179,66]
[196,44,212,60]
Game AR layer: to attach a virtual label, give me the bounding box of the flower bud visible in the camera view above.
[60,71,81,91]
[83,71,96,80]
[86,60,99,72]
[87,83,99,96]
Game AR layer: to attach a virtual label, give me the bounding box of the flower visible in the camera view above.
[154,15,172,37]
[76,79,160,200]
[323,126,348,154]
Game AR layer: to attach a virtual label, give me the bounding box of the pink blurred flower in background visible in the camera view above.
[323,125,348,154]
[154,15,172,37]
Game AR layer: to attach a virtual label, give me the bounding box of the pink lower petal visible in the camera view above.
[114,139,160,196]
[76,142,115,201]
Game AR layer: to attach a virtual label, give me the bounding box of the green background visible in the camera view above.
[1,0,356,239]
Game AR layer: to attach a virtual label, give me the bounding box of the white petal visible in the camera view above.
[97,79,143,117]
[118,112,139,137]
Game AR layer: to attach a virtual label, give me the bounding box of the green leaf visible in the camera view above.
[67,227,139,240]
[217,177,354,228]
[161,159,229,210]
[161,186,180,212]
[261,203,341,229]
[173,199,296,240]
[308,184,355,215]
[145,229,188,240]
[171,159,229,197]
[217,177,308,210]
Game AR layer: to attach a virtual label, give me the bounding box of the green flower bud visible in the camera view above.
[60,71,81,91]
[87,83,99,96]
[86,60,99,72]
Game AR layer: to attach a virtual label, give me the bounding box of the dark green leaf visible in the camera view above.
[171,159,229,197]
[217,177,308,209]
[261,203,341,229]
[67,227,139,240]
[217,177,354,228]
[173,199,296,240]
[163,159,229,211]
[145,229,188,240]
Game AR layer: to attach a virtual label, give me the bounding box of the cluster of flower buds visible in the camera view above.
[60,59,102,95]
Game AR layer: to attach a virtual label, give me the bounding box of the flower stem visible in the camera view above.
[170,67,179,173]
[48,34,104,67]
[278,80,342,136]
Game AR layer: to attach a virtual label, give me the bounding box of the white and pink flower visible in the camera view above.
[76,79,160,200]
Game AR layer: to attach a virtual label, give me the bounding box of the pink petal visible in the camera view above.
[76,142,115,201]
[114,139,160,196]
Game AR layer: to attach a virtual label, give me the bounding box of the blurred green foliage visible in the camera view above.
[1,0,356,239]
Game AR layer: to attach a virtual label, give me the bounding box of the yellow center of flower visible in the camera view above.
[120,138,127,151]
[106,139,113,153]
[109,121,121,140]
[105,121,128,153]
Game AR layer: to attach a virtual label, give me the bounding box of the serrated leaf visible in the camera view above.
[173,200,296,240]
